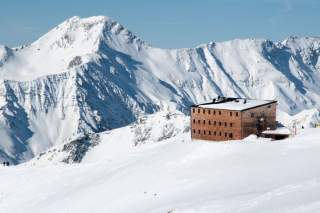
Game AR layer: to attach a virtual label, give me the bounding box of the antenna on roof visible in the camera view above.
[243,99,247,104]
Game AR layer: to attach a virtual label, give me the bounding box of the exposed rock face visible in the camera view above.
[0,46,13,67]
[62,133,100,163]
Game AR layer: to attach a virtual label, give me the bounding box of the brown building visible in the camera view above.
[191,97,277,141]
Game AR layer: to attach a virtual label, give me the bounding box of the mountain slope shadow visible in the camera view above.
[75,42,159,133]
[0,82,34,163]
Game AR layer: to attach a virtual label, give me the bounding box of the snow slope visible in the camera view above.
[0,16,320,163]
[1,119,320,212]
[278,108,320,128]
[26,110,189,165]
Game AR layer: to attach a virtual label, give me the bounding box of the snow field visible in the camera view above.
[1,125,320,212]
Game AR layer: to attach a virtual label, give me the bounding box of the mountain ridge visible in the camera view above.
[0,16,319,164]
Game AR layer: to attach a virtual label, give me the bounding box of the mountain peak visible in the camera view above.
[58,15,113,30]
[34,15,147,54]
[35,15,112,49]
[0,15,149,81]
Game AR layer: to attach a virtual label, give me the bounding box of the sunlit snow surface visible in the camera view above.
[197,99,273,111]
[1,123,320,213]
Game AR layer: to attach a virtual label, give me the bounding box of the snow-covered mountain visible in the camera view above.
[0,15,320,163]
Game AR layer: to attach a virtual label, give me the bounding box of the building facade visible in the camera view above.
[191,97,277,141]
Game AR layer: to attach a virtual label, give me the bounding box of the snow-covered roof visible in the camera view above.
[195,98,276,111]
[262,127,291,135]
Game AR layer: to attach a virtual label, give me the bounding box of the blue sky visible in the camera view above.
[0,0,319,48]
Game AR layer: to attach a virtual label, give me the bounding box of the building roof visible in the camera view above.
[262,127,291,135]
[193,97,276,111]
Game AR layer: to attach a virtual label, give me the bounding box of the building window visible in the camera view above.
[198,120,200,124]
[203,120,205,124]
[251,113,254,118]
[219,111,221,115]
[198,109,200,113]
[214,131,216,136]
[219,121,221,126]
[198,130,200,134]
[208,110,211,114]
[204,130,206,135]
[209,131,211,135]
[193,119,195,124]
[230,123,233,127]
[230,112,232,116]
[225,122,227,127]
[219,132,222,136]
[236,112,238,116]
[229,133,233,138]
[225,132,227,137]
[209,120,211,125]
[193,129,195,133]
[192,108,195,113]
[203,109,205,114]
[214,110,216,115]
[268,105,271,108]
